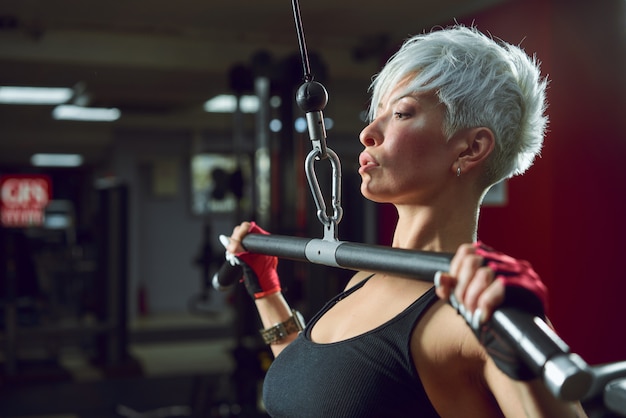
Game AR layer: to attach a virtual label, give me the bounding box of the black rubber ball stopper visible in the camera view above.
[296,81,328,112]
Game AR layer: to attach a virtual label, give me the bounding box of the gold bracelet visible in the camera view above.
[259,310,305,344]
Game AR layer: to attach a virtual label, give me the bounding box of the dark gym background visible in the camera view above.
[0,0,624,417]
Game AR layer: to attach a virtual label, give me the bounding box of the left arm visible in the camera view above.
[435,243,588,417]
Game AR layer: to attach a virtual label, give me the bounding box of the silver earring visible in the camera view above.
[456,166,461,177]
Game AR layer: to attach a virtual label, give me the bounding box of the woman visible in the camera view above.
[223,25,587,417]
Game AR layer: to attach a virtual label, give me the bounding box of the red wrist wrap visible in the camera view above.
[236,222,281,299]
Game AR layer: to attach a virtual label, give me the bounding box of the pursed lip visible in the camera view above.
[358,151,379,173]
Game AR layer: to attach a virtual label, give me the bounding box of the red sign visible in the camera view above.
[0,174,52,227]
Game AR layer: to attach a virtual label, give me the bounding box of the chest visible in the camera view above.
[263,282,441,418]
[310,276,433,344]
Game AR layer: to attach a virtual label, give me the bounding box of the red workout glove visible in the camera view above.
[472,242,548,381]
[474,241,548,317]
[234,222,281,299]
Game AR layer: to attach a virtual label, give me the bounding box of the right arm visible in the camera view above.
[225,221,300,357]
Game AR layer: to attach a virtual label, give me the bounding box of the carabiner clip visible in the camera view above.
[305,147,343,241]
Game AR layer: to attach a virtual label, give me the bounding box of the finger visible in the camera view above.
[219,234,230,249]
[219,234,241,254]
[475,279,505,325]
[448,243,474,299]
[434,271,457,300]
[232,221,250,238]
[452,253,484,305]
[227,222,250,252]
[448,243,476,277]
[461,266,494,313]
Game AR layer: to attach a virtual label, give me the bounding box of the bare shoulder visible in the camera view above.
[412,300,488,375]
[411,301,503,417]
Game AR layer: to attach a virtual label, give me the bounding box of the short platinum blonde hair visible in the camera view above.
[368,25,548,185]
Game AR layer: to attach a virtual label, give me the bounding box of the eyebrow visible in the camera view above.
[378,92,417,109]
[377,92,419,112]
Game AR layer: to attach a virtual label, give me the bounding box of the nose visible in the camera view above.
[359,119,383,147]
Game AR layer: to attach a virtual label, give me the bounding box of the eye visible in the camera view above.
[393,111,410,119]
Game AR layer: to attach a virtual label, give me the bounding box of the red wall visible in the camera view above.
[461,0,626,365]
[379,0,626,365]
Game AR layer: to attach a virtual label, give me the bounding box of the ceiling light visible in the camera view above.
[0,86,73,105]
[52,104,120,122]
[204,94,260,113]
[31,154,84,167]
[203,94,283,113]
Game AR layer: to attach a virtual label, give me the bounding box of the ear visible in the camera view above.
[455,127,495,174]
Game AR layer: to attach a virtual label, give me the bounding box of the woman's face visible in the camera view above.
[358,80,458,205]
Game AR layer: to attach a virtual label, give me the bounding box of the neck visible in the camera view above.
[391,199,480,253]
